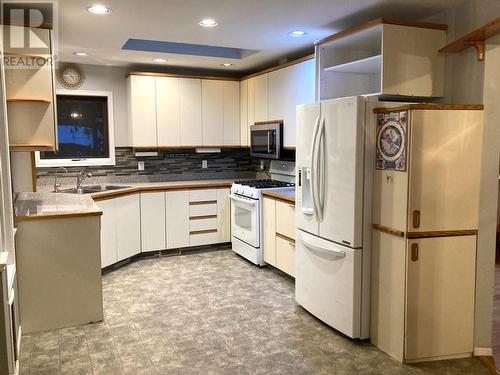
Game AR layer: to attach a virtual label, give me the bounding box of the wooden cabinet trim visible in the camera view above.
[190,229,217,235]
[315,18,447,46]
[127,71,240,81]
[15,211,102,222]
[373,224,405,238]
[261,191,295,204]
[406,230,478,239]
[276,232,295,244]
[189,200,217,206]
[373,104,484,114]
[240,54,315,80]
[189,214,217,220]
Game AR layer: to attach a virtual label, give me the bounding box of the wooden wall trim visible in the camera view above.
[373,104,484,113]
[315,18,447,46]
[373,224,405,238]
[406,229,478,239]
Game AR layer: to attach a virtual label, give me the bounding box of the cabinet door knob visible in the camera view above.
[412,210,420,229]
[411,243,419,262]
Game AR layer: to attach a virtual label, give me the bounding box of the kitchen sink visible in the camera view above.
[59,185,130,194]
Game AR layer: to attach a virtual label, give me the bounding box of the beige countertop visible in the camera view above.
[14,192,102,221]
[88,179,234,200]
[262,189,296,204]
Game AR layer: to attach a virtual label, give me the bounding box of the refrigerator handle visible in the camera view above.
[298,234,346,258]
[317,117,326,219]
[310,115,321,219]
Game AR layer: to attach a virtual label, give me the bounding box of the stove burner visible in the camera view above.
[235,179,295,189]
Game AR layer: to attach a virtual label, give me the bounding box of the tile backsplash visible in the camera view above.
[36,147,262,188]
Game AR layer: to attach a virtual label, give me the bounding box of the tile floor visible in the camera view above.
[20,250,489,375]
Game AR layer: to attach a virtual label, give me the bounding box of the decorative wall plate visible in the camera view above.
[376,111,407,171]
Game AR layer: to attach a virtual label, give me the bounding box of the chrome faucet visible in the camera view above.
[53,167,69,192]
[76,169,93,194]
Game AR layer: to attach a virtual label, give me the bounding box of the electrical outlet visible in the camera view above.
[138,161,145,171]
[202,160,208,169]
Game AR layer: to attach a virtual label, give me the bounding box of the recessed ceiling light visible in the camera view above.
[289,30,306,37]
[73,52,89,56]
[87,5,111,15]
[221,63,233,67]
[199,18,218,27]
[152,58,167,63]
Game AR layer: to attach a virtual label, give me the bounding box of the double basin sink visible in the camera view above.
[60,185,130,194]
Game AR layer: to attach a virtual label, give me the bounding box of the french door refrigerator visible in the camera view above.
[295,96,374,339]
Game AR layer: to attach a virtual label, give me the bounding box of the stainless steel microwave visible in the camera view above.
[250,122,283,159]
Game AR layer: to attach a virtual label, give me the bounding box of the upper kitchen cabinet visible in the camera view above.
[316,19,447,100]
[4,26,57,151]
[253,74,269,122]
[156,76,181,147]
[268,57,315,147]
[201,80,240,147]
[128,75,157,148]
[179,78,202,146]
[240,56,316,148]
[128,73,239,148]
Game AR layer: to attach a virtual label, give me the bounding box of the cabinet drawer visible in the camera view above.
[276,201,295,240]
[189,218,217,231]
[189,230,219,246]
[189,203,217,216]
[190,189,217,202]
[276,234,295,277]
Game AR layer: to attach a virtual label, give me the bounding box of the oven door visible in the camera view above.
[230,194,259,248]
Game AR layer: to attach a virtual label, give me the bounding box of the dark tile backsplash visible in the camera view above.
[36,147,263,184]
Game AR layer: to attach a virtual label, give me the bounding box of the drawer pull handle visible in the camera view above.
[413,210,420,229]
[411,243,419,262]
[289,204,295,209]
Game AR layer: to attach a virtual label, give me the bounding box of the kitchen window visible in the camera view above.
[35,90,115,167]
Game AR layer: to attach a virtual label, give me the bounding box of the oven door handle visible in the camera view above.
[230,194,257,206]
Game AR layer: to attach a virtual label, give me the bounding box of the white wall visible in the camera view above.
[55,64,131,146]
[425,0,500,350]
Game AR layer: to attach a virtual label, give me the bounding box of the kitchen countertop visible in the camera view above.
[262,189,296,204]
[88,179,234,200]
[14,192,102,222]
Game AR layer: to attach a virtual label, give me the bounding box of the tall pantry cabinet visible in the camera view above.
[370,104,484,363]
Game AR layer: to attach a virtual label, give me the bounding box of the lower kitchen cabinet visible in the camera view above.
[140,192,166,252]
[166,190,190,249]
[371,231,476,362]
[97,187,231,268]
[96,194,141,268]
[115,194,141,262]
[262,196,295,276]
[98,199,118,268]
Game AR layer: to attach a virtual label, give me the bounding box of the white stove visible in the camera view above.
[230,161,295,266]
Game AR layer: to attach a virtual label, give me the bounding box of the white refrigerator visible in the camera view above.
[295,96,375,339]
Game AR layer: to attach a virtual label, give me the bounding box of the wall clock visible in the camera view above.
[58,65,85,89]
[375,111,407,171]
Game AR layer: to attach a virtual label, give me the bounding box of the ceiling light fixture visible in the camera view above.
[289,30,306,37]
[87,5,112,15]
[199,18,218,27]
[221,63,233,67]
[73,52,89,56]
[152,58,167,63]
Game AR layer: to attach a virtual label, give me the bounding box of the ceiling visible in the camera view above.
[58,0,462,74]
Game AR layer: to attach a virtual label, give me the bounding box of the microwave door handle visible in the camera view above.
[267,132,271,154]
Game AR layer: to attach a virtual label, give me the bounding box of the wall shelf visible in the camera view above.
[439,17,500,61]
[324,55,381,74]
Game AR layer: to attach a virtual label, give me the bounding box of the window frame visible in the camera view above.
[35,89,116,167]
